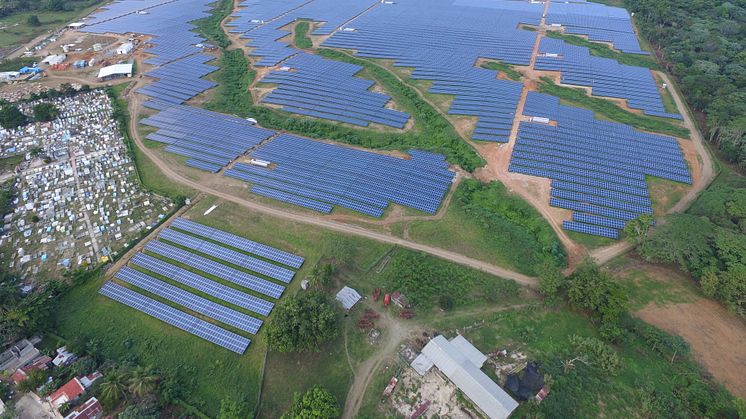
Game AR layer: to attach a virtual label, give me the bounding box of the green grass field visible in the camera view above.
[538,78,689,138]
[401,180,566,275]
[53,196,392,416]
[0,153,23,172]
[0,5,103,50]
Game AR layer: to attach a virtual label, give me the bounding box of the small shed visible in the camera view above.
[335,286,362,310]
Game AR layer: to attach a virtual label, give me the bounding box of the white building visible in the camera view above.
[116,42,134,55]
[42,54,66,66]
[413,335,519,419]
[97,63,133,80]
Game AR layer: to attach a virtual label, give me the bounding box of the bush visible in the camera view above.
[566,259,628,340]
[0,104,28,129]
[282,385,339,419]
[266,292,339,352]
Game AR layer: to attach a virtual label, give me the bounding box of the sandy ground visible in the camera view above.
[637,300,746,398]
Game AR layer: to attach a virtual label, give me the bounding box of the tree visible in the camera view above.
[623,214,654,245]
[218,397,248,419]
[266,292,338,352]
[26,15,40,26]
[308,263,334,290]
[127,365,159,398]
[282,385,339,419]
[32,103,59,122]
[16,369,48,393]
[99,370,130,403]
[0,104,28,129]
[569,335,622,376]
[566,259,629,340]
[536,260,564,303]
[117,404,158,419]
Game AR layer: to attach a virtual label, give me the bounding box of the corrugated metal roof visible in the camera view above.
[335,286,361,310]
[97,63,132,78]
[421,335,518,419]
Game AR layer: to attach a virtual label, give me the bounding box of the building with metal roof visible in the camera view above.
[414,335,518,419]
[97,63,133,80]
[335,286,362,311]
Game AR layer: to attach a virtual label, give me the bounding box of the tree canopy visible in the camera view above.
[282,385,339,419]
[627,0,746,169]
[566,259,629,340]
[0,104,28,129]
[32,103,59,122]
[265,292,338,352]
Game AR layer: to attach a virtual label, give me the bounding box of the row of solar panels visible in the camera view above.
[99,219,304,353]
[512,92,690,237]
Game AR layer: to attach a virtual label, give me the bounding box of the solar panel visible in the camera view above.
[99,282,250,354]
[170,218,304,268]
[116,267,263,334]
[144,240,285,299]
[158,228,295,283]
[130,252,274,316]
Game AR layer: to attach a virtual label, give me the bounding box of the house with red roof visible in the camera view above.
[10,355,52,384]
[47,372,102,409]
[64,397,103,419]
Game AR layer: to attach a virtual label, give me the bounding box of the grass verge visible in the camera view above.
[0,153,23,172]
[545,31,659,69]
[480,60,522,81]
[538,77,689,138]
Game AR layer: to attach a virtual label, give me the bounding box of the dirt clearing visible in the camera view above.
[636,300,746,398]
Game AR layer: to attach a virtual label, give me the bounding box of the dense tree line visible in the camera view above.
[627,0,746,168]
[637,171,746,317]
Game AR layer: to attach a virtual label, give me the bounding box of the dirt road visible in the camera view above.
[125,87,537,287]
[590,72,715,265]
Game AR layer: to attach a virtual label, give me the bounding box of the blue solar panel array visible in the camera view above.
[137,54,218,105]
[140,104,275,170]
[224,134,454,216]
[130,252,274,316]
[535,38,681,119]
[159,228,296,283]
[116,267,263,334]
[322,0,541,142]
[226,0,376,66]
[260,53,410,128]
[510,92,690,238]
[171,218,305,268]
[99,281,250,354]
[144,240,285,299]
[547,1,646,55]
[81,0,211,65]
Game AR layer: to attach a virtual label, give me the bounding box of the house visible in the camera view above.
[335,286,362,311]
[0,339,40,373]
[412,335,518,419]
[48,372,101,409]
[52,346,77,367]
[11,355,52,384]
[64,397,103,419]
[49,377,85,408]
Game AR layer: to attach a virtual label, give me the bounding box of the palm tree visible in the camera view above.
[99,370,129,403]
[128,365,159,398]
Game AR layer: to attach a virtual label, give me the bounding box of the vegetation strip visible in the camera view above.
[545,31,659,69]
[538,77,689,138]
